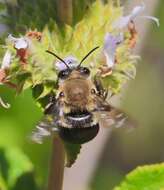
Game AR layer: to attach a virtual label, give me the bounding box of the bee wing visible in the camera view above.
[30,115,58,144]
[98,108,128,129]
[94,95,136,129]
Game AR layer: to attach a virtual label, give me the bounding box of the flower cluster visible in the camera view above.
[0,2,159,108]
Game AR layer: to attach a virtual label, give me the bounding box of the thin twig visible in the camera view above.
[47,136,65,190]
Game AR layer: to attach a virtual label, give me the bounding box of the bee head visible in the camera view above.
[57,66,90,81]
[46,46,99,81]
[46,47,99,109]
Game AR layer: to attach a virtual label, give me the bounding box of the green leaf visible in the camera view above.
[32,84,44,100]
[101,75,121,94]
[114,163,164,190]
[12,172,38,190]
[37,83,55,99]
[0,2,6,11]
[32,84,56,110]
[3,148,33,187]
[64,142,81,167]
[35,95,52,110]
[0,147,38,190]
[0,174,7,190]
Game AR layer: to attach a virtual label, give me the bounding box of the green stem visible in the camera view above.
[117,0,120,6]
[114,0,120,7]
[56,0,73,25]
[47,1,73,189]
[47,136,65,190]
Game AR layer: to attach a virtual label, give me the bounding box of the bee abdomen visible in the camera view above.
[66,111,92,127]
[67,115,92,127]
[58,123,99,144]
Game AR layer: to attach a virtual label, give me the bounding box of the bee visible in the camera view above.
[32,47,126,144]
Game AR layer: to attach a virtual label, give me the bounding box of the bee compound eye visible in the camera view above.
[58,69,70,79]
[91,89,96,94]
[79,67,90,76]
[59,92,64,97]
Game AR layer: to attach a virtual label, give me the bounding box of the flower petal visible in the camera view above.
[112,3,145,30]
[55,55,78,71]
[113,3,159,30]
[8,34,28,49]
[1,50,12,69]
[139,15,160,27]
[130,3,145,20]
[112,16,131,30]
[103,33,124,68]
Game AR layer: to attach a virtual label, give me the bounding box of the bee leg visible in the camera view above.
[94,95,112,112]
[44,95,57,114]
[94,75,108,100]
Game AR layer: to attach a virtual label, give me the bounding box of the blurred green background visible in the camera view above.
[0,0,164,190]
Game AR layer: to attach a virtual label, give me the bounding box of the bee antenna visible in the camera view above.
[46,50,70,70]
[78,46,99,67]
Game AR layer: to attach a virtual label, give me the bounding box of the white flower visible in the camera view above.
[8,34,29,49]
[103,33,124,68]
[1,50,12,69]
[55,55,78,71]
[112,3,159,30]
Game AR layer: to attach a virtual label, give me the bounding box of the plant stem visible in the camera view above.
[47,136,65,190]
[56,0,73,25]
[115,0,120,7]
[47,1,73,189]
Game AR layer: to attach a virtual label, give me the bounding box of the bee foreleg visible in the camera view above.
[94,76,108,100]
[44,95,57,114]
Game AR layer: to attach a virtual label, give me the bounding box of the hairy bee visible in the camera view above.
[32,47,126,144]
